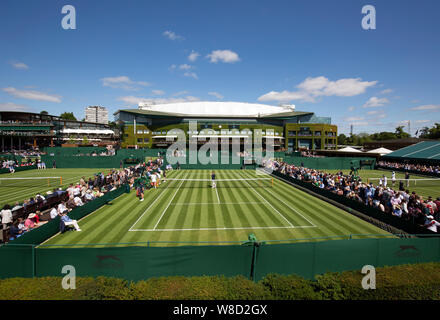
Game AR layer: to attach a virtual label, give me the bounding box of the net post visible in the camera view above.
[60,176,63,186]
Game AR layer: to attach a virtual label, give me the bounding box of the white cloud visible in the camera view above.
[169,64,177,72]
[11,62,29,70]
[380,89,393,94]
[0,102,33,111]
[344,116,365,122]
[188,51,200,62]
[362,96,390,108]
[151,89,165,95]
[101,76,150,91]
[163,30,184,41]
[172,90,189,96]
[206,50,240,63]
[366,110,387,119]
[415,119,431,123]
[183,72,198,80]
[258,90,313,103]
[410,104,440,111]
[258,76,377,103]
[348,106,355,111]
[2,87,61,103]
[208,91,224,99]
[118,95,200,106]
[179,64,192,70]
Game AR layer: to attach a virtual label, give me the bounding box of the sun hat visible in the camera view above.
[427,215,434,219]
[27,213,36,219]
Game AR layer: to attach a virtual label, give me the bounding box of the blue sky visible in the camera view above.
[0,0,439,134]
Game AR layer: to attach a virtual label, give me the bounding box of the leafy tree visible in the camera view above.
[60,112,77,121]
[419,123,440,139]
[40,110,49,115]
[394,126,410,139]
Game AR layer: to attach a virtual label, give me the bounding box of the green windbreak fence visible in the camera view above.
[283,156,376,170]
[36,245,253,281]
[254,237,440,280]
[1,237,440,281]
[9,185,130,246]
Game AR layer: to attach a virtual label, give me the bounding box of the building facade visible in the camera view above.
[85,106,108,124]
[0,111,117,151]
[114,101,337,151]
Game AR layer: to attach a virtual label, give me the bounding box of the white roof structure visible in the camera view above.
[138,101,296,117]
[367,147,393,155]
[61,128,114,135]
[338,146,362,153]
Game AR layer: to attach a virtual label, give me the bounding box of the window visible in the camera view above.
[143,130,149,134]
[137,138,143,143]
[137,130,143,134]
[144,138,149,143]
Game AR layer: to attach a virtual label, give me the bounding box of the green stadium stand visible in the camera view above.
[383,141,440,160]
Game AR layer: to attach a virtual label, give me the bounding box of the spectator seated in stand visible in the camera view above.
[60,212,81,232]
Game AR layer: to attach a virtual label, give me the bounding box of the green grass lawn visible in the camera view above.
[0,168,112,207]
[325,169,440,199]
[41,169,390,247]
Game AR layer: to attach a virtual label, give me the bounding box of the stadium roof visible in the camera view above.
[338,146,362,153]
[382,141,440,160]
[116,101,313,118]
[366,147,393,155]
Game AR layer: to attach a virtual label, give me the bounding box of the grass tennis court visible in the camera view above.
[325,169,440,199]
[0,168,111,207]
[42,169,390,247]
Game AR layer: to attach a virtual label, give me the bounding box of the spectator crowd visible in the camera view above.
[263,159,440,233]
[0,163,149,242]
[377,161,440,175]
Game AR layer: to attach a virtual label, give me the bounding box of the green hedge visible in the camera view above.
[1,262,439,300]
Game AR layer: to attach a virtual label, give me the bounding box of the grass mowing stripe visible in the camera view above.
[242,177,294,227]
[168,179,197,242]
[153,179,185,230]
[228,170,281,240]
[272,175,389,236]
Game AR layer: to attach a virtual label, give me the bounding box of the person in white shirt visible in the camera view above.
[391,171,396,187]
[50,207,59,220]
[73,196,84,207]
[0,205,13,229]
[57,202,68,214]
[383,175,388,188]
[151,173,157,189]
[425,215,440,233]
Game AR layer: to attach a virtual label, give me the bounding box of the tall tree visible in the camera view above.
[60,112,77,121]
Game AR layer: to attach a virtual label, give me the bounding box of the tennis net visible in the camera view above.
[163,177,273,188]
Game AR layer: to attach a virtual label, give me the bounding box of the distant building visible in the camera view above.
[85,106,108,124]
[0,111,117,150]
[114,101,337,150]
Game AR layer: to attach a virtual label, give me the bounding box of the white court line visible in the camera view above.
[215,187,220,204]
[243,169,316,227]
[152,179,185,230]
[128,176,178,231]
[171,201,265,206]
[242,179,295,228]
[130,225,317,232]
